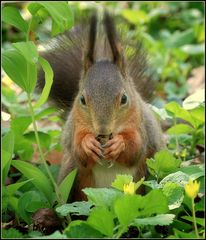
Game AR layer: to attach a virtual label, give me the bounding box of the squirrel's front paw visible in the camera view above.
[81,134,104,163]
[103,135,125,161]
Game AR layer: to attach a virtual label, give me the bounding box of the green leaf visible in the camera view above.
[34,57,53,108]
[181,216,205,227]
[111,174,133,191]
[181,44,205,55]
[122,9,149,24]
[179,165,204,180]
[83,188,122,208]
[159,171,190,188]
[13,41,38,64]
[59,169,77,203]
[2,228,23,239]
[7,179,32,196]
[165,101,195,127]
[2,49,37,93]
[11,116,32,136]
[2,6,28,33]
[167,123,194,135]
[183,89,205,110]
[87,207,114,237]
[146,150,181,179]
[132,214,175,226]
[189,106,205,125]
[11,160,53,205]
[2,131,14,183]
[56,201,93,217]
[162,182,184,210]
[31,2,74,36]
[173,228,196,238]
[24,131,51,149]
[65,221,103,238]
[114,190,169,227]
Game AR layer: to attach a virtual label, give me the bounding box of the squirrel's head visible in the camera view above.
[76,12,138,139]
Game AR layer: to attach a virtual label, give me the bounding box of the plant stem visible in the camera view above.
[27,93,62,203]
[192,198,199,238]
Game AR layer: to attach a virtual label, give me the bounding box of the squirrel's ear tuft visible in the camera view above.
[103,11,125,76]
[84,13,97,72]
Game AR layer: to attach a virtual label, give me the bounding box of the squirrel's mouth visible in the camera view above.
[96,133,113,145]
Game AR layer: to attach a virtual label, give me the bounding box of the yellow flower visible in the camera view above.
[184,179,200,199]
[123,182,135,195]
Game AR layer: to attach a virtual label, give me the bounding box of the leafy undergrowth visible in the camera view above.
[2,1,205,239]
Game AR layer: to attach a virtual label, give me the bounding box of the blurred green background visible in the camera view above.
[2,1,205,106]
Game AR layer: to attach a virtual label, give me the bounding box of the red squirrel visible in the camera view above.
[38,12,165,201]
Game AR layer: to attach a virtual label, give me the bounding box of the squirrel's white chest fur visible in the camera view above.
[93,162,136,188]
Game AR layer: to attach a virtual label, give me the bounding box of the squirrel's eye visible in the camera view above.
[80,95,86,105]
[121,94,128,105]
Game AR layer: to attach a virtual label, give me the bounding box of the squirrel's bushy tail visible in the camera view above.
[37,11,155,113]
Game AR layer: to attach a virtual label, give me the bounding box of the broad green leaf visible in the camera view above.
[2,49,37,93]
[183,89,205,110]
[111,174,133,191]
[10,116,32,136]
[181,44,205,55]
[122,9,149,24]
[146,150,181,179]
[166,29,194,48]
[2,228,23,239]
[28,2,43,15]
[13,42,38,64]
[83,188,122,207]
[132,214,175,226]
[114,190,169,227]
[11,160,53,204]
[165,101,195,127]
[24,131,51,149]
[7,179,32,196]
[180,165,204,180]
[31,2,74,36]
[2,6,28,33]
[34,57,53,108]
[35,107,57,120]
[87,207,114,237]
[59,169,77,203]
[189,105,205,125]
[56,201,93,217]
[167,123,194,135]
[8,196,19,213]
[181,216,205,227]
[26,200,49,212]
[173,228,196,238]
[159,171,190,188]
[162,182,184,210]
[65,221,103,238]
[14,135,34,161]
[2,131,14,183]
[151,105,172,120]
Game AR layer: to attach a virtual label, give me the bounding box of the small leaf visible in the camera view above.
[13,42,38,64]
[132,214,175,226]
[183,89,205,110]
[34,57,53,108]
[87,207,114,237]
[159,171,190,187]
[2,131,14,183]
[83,188,122,207]
[162,182,184,210]
[167,123,194,135]
[11,160,53,205]
[65,221,103,238]
[2,49,37,93]
[59,169,77,203]
[56,201,93,217]
[11,116,32,136]
[2,6,28,33]
[7,179,32,196]
[181,216,205,227]
[2,228,23,239]
[111,174,133,191]
[146,150,181,179]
